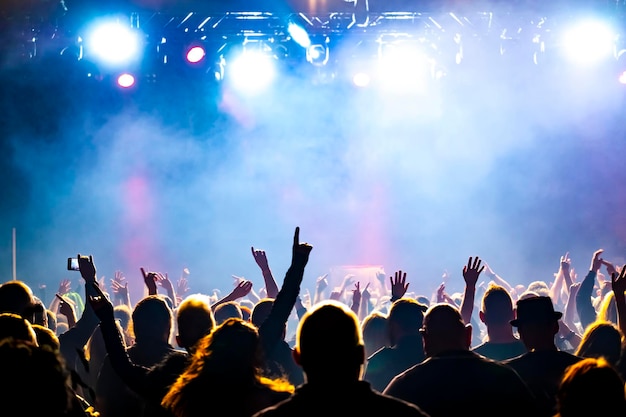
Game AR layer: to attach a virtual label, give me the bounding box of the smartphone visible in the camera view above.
[67,257,80,271]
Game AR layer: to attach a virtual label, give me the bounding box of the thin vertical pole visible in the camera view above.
[12,228,16,281]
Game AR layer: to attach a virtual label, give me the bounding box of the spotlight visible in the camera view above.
[377,41,433,92]
[117,73,136,88]
[619,71,626,84]
[84,18,143,67]
[186,45,206,64]
[352,72,371,87]
[306,43,329,66]
[561,19,616,66]
[288,22,311,48]
[227,48,276,95]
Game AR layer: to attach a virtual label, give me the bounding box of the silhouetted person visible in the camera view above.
[504,295,582,417]
[384,303,539,417]
[361,310,388,359]
[89,290,216,417]
[471,283,526,360]
[95,295,178,417]
[253,300,431,417]
[364,298,427,392]
[554,357,626,417]
[162,317,294,417]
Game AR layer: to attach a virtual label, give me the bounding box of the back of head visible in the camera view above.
[388,298,428,330]
[0,281,36,319]
[175,293,216,350]
[597,292,618,324]
[526,281,551,298]
[420,303,469,356]
[114,304,132,331]
[0,312,38,344]
[213,301,243,325]
[575,321,623,366]
[163,318,262,415]
[0,338,73,417]
[556,357,626,417]
[295,301,363,379]
[131,295,173,344]
[481,283,514,325]
[251,298,274,328]
[32,324,60,352]
[361,311,388,357]
[511,295,562,349]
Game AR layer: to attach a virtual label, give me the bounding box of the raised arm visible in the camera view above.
[259,227,312,353]
[575,249,603,330]
[611,266,626,338]
[482,261,513,293]
[252,246,279,299]
[313,273,328,305]
[87,281,152,398]
[460,256,484,325]
[211,280,253,311]
[110,270,131,308]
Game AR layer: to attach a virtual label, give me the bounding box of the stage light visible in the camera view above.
[288,22,311,48]
[227,48,276,95]
[84,19,143,67]
[561,19,616,66]
[117,73,136,88]
[619,71,626,84]
[186,46,206,64]
[353,72,371,87]
[306,43,329,66]
[377,41,433,92]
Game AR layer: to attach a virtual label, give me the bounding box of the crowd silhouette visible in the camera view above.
[1,227,626,417]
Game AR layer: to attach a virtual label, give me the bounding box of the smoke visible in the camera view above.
[1,7,626,305]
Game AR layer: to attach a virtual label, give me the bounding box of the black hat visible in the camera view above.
[510,296,562,327]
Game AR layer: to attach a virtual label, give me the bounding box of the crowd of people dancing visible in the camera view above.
[1,226,626,417]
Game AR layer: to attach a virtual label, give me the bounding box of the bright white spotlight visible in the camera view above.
[186,46,206,63]
[619,71,626,85]
[227,50,276,95]
[287,22,311,48]
[117,73,135,88]
[562,20,615,66]
[85,20,142,66]
[353,72,371,87]
[378,43,431,92]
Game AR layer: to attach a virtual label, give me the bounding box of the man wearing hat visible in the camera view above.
[504,295,582,417]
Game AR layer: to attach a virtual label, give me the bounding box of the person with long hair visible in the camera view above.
[161,318,293,417]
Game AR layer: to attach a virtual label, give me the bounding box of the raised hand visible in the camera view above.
[176,274,190,298]
[376,269,386,288]
[590,249,604,273]
[560,252,571,274]
[612,266,626,299]
[56,293,76,318]
[316,274,328,292]
[462,256,485,287]
[291,226,313,267]
[436,282,446,304]
[352,282,362,307]
[140,267,158,295]
[231,280,253,299]
[78,254,97,283]
[110,271,128,301]
[329,288,342,301]
[110,278,128,300]
[390,270,409,302]
[602,259,617,277]
[251,246,270,271]
[157,272,174,294]
[57,279,71,295]
[87,282,114,323]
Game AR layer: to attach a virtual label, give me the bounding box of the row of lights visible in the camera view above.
[76,15,626,93]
